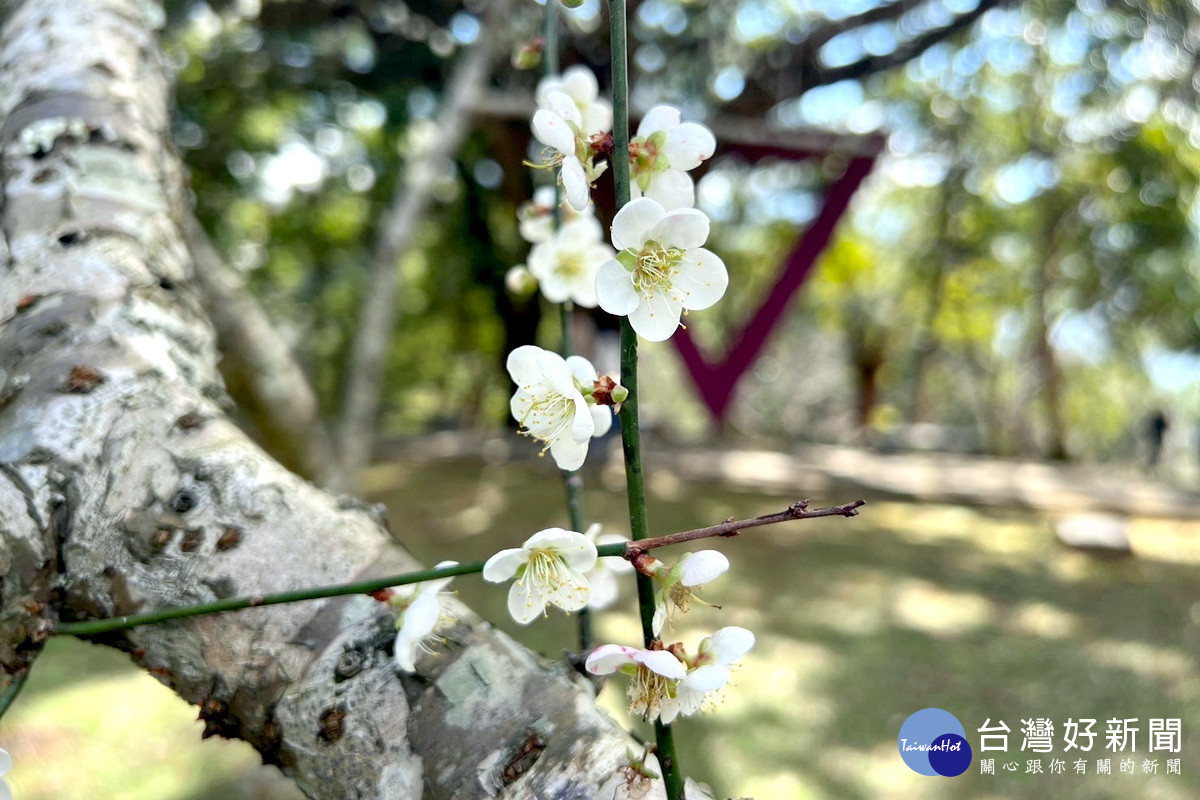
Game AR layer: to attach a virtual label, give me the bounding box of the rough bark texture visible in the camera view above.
[0,2,660,798]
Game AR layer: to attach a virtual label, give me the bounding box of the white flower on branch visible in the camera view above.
[629,105,715,211]
[585,643,687,721]
[527,215,614,308]
[585,626,754,724]
[483,528,599,623]
[651,549,729,636]
[596,197,728,341]
[387,561,458,672]
[507,345,612,470]
[658,626,754,724]
[536,65,613,139]
[530,67,611,211]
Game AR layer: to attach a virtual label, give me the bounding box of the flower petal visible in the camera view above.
[549,435,589,470]
[650,207,710,250]
[508,575,546,624]
[635,649,687,680]
[708,626,755,665]
[596,259,640,315]
[583,100,613,136]
[532,109,575,154]
[610,197,665,251]
[544,567,591,612]
[523,528,599,572]
[628,290,683,341]
[562,156,591,211]
[543,89,583,128]
[506,345,546,385]
[394,631,420,672]
[401,591,440,641]
[680,550,729,586]
[652,603,668,637]
[566,355,599,385]
[534,347,576,397]
[483,548,530,582]
[683,663,730,693]
[570,393,595,443]
[637,104,681,138]
[676,248,728,310]
[523,527,586,552]
[644,169,696,211]
[585,644,640,675]
[561,65,600,103]
[664,122,716,171]
[590,405,613,438]
[658,696,682,724]
[587,566,619,610]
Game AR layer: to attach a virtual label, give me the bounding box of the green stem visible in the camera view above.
[608,2,683,797]
[52,500,862,638]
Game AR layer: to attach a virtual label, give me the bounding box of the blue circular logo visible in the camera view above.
[898,708,972,776]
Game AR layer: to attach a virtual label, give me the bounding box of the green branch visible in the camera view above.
[51,500,861,638]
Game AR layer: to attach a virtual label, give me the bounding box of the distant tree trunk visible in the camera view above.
[335,13,503,491]
[0,3,657,798]
[184,215,336,485]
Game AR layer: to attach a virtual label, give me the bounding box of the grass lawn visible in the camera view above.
[2,452,1198,799]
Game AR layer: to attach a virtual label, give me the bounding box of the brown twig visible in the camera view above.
[622,499,865,564]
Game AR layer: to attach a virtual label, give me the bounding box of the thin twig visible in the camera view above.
[52,498,863,637]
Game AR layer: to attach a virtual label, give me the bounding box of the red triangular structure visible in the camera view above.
[673,134,881,422]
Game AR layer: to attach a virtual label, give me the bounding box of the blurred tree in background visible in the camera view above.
[167,0,1200,469]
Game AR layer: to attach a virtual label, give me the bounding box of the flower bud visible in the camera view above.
[505,265,538,296]
[511,38,543,70]
[558,0,585,7]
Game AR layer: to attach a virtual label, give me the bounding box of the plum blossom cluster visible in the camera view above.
[521,67,727,344]
[586,626,755,724]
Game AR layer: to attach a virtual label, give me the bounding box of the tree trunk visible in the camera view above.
[0,2,657,798]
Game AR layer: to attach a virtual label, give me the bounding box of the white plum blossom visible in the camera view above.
[651,549,730,636]
[596,197,728,341]
[629,105,716,210]
[517,185,593,245]
[585,643,687,721]
[527,215,614,308]
[583,524,635,611]
[389,561,458,672]
[0,747,9,800]
[658,626,754,724]
[531,83,609,211]
[484,528,599,623]
[536,66,612,138]
[507,345,613,470]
